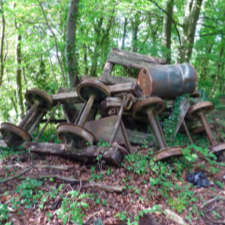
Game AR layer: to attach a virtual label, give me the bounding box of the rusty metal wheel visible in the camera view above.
[77,80,110,107]
[0,123,32,147]
[210,143,225,154]
[150,146,183,161]
[25,88,53,111]
[187,101,214,118]
[57,123,95,150]
[132,97,165,121]
[192,124,214,134]
[189,91,200,99]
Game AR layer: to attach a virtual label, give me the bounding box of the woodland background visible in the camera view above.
[0,0,224,121]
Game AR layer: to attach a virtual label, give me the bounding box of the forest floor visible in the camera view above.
[0,109,225,225]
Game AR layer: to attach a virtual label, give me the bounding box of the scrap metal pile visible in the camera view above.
[1,49,225,166]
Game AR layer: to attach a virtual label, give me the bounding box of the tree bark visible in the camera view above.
[0,2,6,86]
[121,17,128,49]
[15,28,24,118]
[179,0,203,63]
[66,0,80,87]
[162,0,174,64]
[199,41,213,81]
[210,44,224,98]
[131,14,140,52]
[90,15,114,77]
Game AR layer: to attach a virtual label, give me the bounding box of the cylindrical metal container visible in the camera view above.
[137,63,197,98]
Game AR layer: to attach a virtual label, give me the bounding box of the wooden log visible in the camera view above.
[107,48,166,67]
[52,91,81,104]
[99,73,136,85]
[101,97,123,111]
[53,82,141,104]
[108,82,142,97]
[99,48,166,84]
[24,142,123,166]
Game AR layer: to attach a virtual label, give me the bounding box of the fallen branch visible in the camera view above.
[34,164,74,171]
[83,182,123,192]
[19,175,123,192]
[164,209,189,225]
[201,191,225,209]
[0,165,34,184]
[0,164,74,184]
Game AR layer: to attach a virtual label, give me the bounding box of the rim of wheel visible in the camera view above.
[150,146,182,161]
[25,88,53,111]
[132,97,165,121]
[57,123,95,149]
[187,101,214,118]
[77,80,110,107]
[0,122,32,147]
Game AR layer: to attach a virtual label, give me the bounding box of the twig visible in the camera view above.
[83,182,123,192]
[0,166,34,184]
[164,209,189,225]
[34,164,74,171]
[147,0,181,46]
[201,191,225,208]
[20,174,83,183]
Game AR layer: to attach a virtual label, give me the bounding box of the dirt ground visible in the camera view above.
[0,109,225,225]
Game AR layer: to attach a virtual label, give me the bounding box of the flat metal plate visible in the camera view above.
[84,115,126,146]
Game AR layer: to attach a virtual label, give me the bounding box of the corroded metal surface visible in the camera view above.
[25,88,53,111]
[57,123,95,151]
[77,80,110,107]
[84,115,129,150]
[132,97,165,121]
[0,122,32,147]
[150,146,183,161]
[187,101,214,118]
[137,63,197,98]
[132,97,166,150]
[192,124,214,134]
[187,101,215,145]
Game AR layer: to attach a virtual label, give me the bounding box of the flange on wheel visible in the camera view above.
[0,123,32,148]
[57,124,95,151]
[149,146,183,162]
[0,88,52,148]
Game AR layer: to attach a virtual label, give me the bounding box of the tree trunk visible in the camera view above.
[66,0,80,87]
[90,17,103,77]
[210,45,224,98]
[0,2,5,86]
[15,32,24,118]
[90,15,114,77]
[131,14,140,52]
[179,0,203,63]
[199,41,213,81]
[122,17,128,50]
[162,0,174,64]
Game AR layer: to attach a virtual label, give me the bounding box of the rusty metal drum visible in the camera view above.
[137,63,197,98]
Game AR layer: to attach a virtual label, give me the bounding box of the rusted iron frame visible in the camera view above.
[19,101,39,128]
[199,112,216,145]
[147,110,166,149]
[35,102,61,142]
[109,95,126,144]
[182,120,193,144]
[78,95,95,126]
